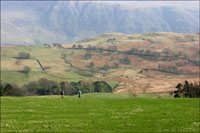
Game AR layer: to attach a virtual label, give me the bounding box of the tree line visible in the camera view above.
[174,80,200,98]
[70,45,198,75]
[0,79,112,96]
[157,64,195,75]
[43,43,63,48]
[48,43,198,68]
[70,44,199,66]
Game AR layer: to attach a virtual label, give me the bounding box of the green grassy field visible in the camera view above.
[1,71,90,85]
[1,93,199,133]
[0,46,94,86]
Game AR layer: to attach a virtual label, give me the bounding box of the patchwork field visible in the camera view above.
[1,93,199,132]
[1,46,91,85]
[1,32,199,93]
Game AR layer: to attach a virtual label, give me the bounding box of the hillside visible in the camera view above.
[1,1,199,45]
[1,32,199,94]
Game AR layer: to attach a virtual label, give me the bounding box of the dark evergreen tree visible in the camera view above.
[93,81,112,92]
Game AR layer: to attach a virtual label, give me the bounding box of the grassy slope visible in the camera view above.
[76,32,199,51]
[1,46,92,86]
[1,94,199,132]
[1,32,199,92]
[1,45,120,88]
[67,32,200,93]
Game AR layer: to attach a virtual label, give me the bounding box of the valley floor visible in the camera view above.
[1,93,199,133]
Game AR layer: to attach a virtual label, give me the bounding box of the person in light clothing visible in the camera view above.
[78,90,82,98]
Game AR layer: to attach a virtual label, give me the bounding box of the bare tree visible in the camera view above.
[23,66,31,77]
[127,80,137,98]
[72,44,76,48]
[129,87,137,98]
[15,60,22,65]
[141,80,150,94]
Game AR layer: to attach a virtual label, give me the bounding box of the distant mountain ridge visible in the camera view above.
[1,1,199,45]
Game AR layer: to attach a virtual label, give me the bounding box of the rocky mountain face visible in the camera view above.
[1,1,199,45]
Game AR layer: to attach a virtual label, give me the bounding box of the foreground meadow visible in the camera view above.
[1,93,199,132]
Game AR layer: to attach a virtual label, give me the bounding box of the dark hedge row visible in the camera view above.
[0,78,112,96]
[174,80,200,98]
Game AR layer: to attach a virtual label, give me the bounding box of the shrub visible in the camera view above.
[120,56,131,64]
[18,52,30,59]
[1,83,24,96]
[84,52,92,60]
[23,66,31,75]
[27,82,38,95]
[0,84,4,96]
